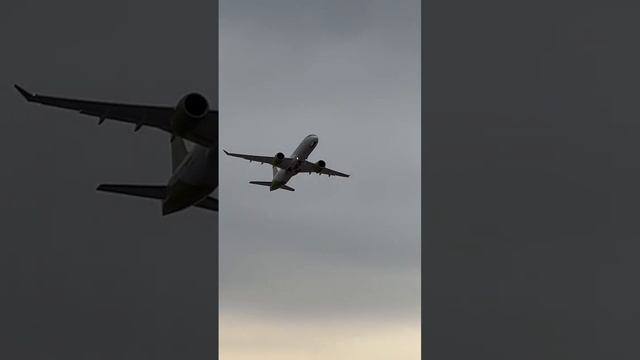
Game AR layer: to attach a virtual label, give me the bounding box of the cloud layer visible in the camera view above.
[219,1,420,358]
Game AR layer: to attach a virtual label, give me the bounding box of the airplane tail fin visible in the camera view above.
[171,136,188,171]
[249,181,295,191]
[96,184,218,214]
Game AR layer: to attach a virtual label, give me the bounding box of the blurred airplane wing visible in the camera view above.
[14,84,218,148]
[15,84,173,131]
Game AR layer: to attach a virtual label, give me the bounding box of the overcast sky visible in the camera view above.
[219,1,420,359]
[1,1,218,359]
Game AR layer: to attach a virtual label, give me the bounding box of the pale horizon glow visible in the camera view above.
[220,314,421,360]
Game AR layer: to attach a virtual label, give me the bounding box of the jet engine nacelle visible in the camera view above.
[315,160,326,173]
[171,93,209,136]
[273,152,285,166]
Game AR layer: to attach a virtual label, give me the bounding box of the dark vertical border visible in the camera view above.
[214,2,219,360]
[211,2,219,360]
[422,0,640,358]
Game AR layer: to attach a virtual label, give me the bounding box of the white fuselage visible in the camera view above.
[162,144,218,214]
[271,134,318,189]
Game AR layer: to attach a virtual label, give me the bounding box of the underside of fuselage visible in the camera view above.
[162,180,216,215]
[97,138,218,215]
[96,182,218,215]
[246,135,318,192]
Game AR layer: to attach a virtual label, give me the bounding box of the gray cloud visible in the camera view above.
[219,0,420,321]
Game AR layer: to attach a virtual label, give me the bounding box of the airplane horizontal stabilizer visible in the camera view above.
[248,181,272,187]
[248,181,295,191]
[96,184,218,213]
[97,184,167,199]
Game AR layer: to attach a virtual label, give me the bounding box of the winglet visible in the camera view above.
[14,84,34,101]
[223,149,230,155]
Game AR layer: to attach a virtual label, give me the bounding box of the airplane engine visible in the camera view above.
[273,152,285,166]
[171,93,209,136]
[315,160,326,172]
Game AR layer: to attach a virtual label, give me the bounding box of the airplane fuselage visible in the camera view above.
[15,84,219,215]
[162,144,218,215]
[271,134,318,191]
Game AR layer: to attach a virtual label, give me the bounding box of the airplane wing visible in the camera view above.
[223,150,296,169]
[14,84,217,148]
[299,161,350,177]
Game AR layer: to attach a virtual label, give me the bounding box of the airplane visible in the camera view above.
[224,134,349,191]
[14,84,218,215]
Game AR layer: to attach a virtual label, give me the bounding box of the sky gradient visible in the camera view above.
[219,1,420,359]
